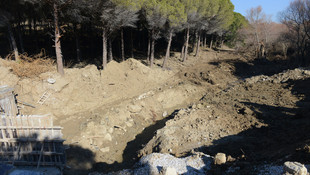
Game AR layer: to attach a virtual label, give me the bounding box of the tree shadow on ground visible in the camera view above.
[198,78,310,174]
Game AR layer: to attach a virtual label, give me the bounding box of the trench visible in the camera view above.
[92,109,180,173]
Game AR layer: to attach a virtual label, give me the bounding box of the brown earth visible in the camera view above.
[1,49,310,174]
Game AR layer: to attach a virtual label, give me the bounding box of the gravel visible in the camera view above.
[134,153,212,175]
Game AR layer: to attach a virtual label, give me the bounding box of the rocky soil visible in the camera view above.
[1,49,310,174]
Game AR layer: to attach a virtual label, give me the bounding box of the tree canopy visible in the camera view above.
[0,0,240,72]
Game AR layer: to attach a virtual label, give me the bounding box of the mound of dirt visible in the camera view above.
[245,67,310,84]
[0,60,19,87]
[138,66,310,174]
[3,49,308,175]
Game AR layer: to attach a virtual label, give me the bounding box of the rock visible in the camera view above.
[160,167,177,175]
[244,107,252,114]
[178,110,186,115]
[126,121,133,127]
[283,161,308,175]
[227,155,236,162]
[53,77,69,92]
[128,104,142,113]
[47,78,56,84]
[104,133,112,141]
[136,153,212,175]
[214,153,226,165]
[197,103,203,109]
[92,138,105,147]
[108,128,114,133]
[100,147,110,153]
[149,165,159,175]
[162,111,168,117]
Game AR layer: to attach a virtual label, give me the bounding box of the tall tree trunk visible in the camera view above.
[204,34,207,48]
[74,24,81,62]
[108,38,113,62]
[17,22,24,53]
[183,27,190,62]
[121,28,125,61]
[147,33,151,63]
[195,31,201,57]
[130,29,134,58]
[34,18,39,52]
[221,39,224,48]
[255,27,260,45]
[181,31,186,58]
[54,3,64,75]
[7,35,13,51]
[7,24,19,61]
[163,31,173,68]
[75,36,81,62]
[102,29,107,69]
[201,33,204,48]
[181,44,185,59]
[210,35,213,49]
[28,19,32,36]
[282,43,288,59]
[150,29,155,68]
[90,23,96,58]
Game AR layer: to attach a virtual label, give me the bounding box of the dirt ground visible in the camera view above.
[1,48,310,174]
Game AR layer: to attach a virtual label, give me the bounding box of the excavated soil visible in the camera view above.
[1,49,310,174]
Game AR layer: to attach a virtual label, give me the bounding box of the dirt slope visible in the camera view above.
[0,50,219,173]
[139,59,310,174]
[1,50,309,174]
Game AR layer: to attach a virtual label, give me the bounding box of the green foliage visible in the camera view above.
[101,0,139,33]
[217,0,235,30]
[111,0,141,11]
[230,12,248,32]
[141,0,168,31]
[225,12,247,47]
[161,0,187,29]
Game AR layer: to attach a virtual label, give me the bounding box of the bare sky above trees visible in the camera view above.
[231,0,292,22]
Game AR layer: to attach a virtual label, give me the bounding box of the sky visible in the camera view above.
[231,0,292,22]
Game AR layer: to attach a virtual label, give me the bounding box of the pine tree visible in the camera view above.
[0,0,24,61]
[25,0,73,75]
[142,0,168,67]
[161,0,186,68]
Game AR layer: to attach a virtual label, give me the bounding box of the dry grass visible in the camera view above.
[3,49,55,78]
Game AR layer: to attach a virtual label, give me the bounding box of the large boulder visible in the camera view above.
[283,161,308,175]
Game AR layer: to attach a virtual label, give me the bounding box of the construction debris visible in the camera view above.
[0,85,65,173]
[0,86,18,116]
[0,115,65,169]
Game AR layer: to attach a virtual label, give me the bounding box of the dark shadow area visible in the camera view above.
[93,110,179,173]
[0,117,96,175]
[0,132,66,173]
[209,54,310,79]
[197,77,310,173]
[64,144,95,175]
